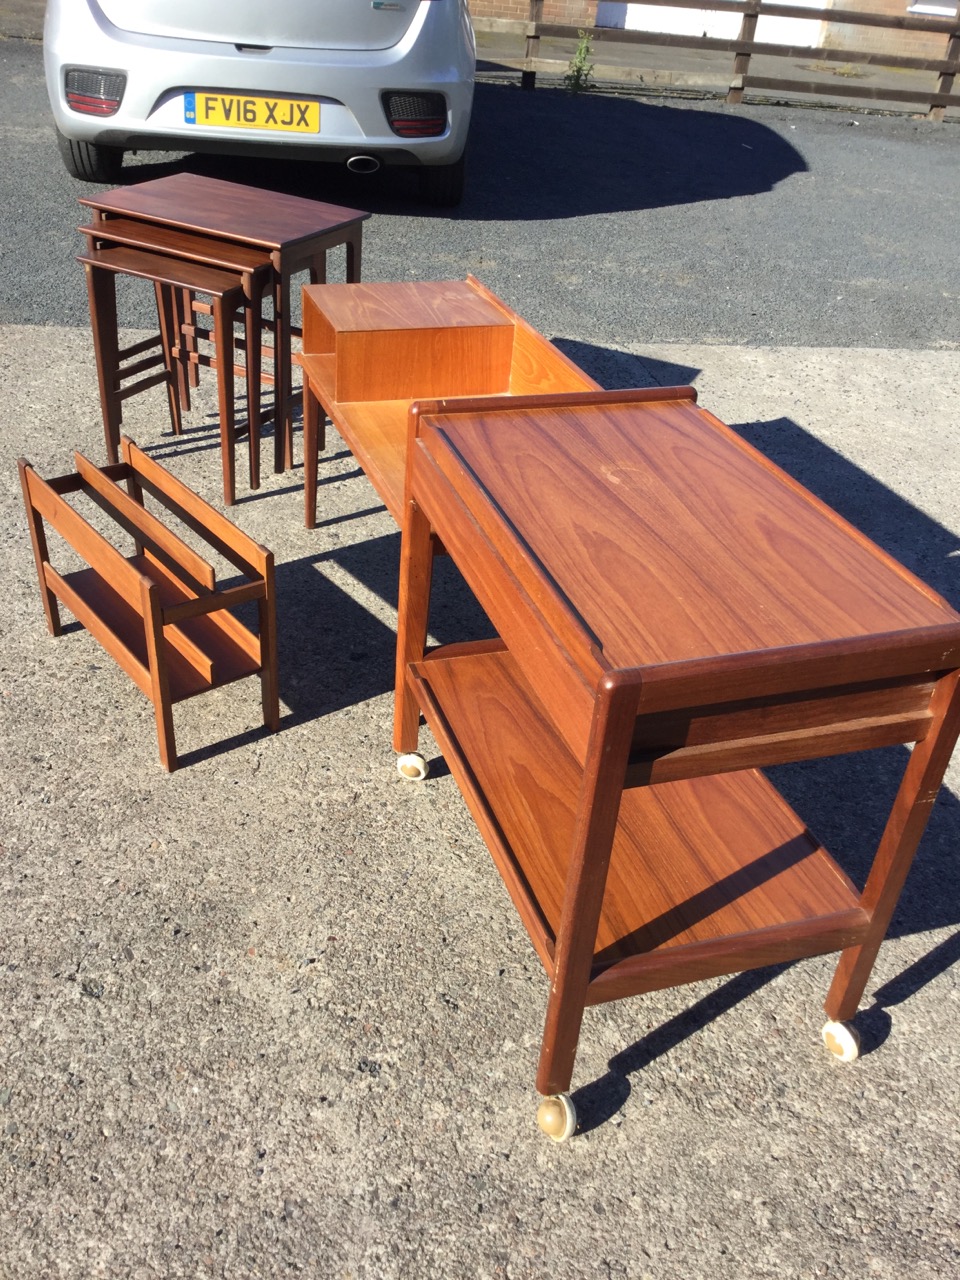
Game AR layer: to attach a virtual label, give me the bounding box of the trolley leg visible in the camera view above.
[825,671,960,1023]
[535,684,637,1099]
[394,500,435,756]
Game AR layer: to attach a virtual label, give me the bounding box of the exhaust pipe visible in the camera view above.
[346,155,381,174]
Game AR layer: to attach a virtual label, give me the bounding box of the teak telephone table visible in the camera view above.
[393,387,960,1141]
[298,276,599,529]
[80,173,370,473]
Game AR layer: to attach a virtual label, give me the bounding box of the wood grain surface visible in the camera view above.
[419,396,959,670]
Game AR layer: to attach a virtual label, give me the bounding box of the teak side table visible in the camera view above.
[76,215,277,497]
[393,387,960,1141]
[76,241,265,506]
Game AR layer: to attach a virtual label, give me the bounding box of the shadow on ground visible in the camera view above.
[115,80,807,220]
[551,338,700,389]
[272,533,496,725]
[575,917,960,1133]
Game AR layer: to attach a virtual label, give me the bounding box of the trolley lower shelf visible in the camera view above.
[411,640,870,1005]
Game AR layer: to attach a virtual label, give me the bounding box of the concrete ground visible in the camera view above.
[0,0,38,40]
[3,335,959,1280]
[2,11,960,1280]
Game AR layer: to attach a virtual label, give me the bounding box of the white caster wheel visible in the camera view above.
[397,752,429,781]
[537,1093,577,1143]
[822,1019,860,1062]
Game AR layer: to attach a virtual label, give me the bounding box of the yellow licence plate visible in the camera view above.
[184,93,320,133]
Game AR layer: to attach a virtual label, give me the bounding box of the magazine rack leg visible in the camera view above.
[141,576,178,771]
[18,464,62,637]
[258,565,281,735]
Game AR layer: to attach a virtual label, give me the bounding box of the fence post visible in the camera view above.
[727,0,761,105]
[928,23,960,121]
[522,0,545,91]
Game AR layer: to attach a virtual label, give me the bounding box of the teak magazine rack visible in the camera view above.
[19,437,279,771]
[393,387,960,1141]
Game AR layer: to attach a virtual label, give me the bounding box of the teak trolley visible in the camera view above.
[393,387,960,1141]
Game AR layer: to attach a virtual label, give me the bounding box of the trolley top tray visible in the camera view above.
[410,390,960,767]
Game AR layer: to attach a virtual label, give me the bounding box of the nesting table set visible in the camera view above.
[77,172,369,502]
[19,194,960,1140]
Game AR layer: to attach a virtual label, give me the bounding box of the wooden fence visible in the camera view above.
[506,0,960,118]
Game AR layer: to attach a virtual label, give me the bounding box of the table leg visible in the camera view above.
[154,283,185,438]
[213,295,237,506]
[171,288,193,411]
[824,669,960,1023]
[182,288,201,393]
[302,379,327,529]
[82,260,123,464]
[345,228,362,283]
[245,273,263,492]
[273,267,293,474]
[309,251,327,287]
[535,685,637,1099]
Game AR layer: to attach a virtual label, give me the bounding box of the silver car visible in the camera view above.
[43,0,476,205]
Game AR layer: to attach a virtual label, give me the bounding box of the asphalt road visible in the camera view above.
[3,29,960,1280]
[2,37,960,352]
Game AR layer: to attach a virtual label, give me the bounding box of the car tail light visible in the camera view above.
[381,91,447,138]
[65,69,126,117]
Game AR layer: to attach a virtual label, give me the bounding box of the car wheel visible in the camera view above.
[418,153,466,208]
[56,129,124,184]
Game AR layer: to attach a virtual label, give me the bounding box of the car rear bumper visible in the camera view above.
[44,0,475,165]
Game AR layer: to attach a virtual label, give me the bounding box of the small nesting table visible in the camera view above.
[393,386,960,1140]
[80,173,370,474]
[76,233,272,505]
